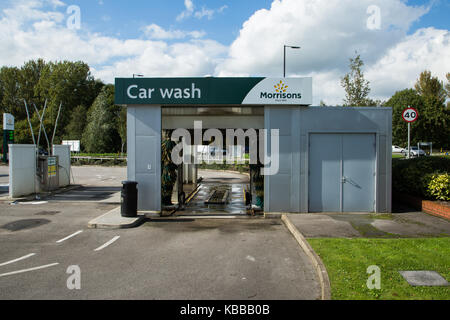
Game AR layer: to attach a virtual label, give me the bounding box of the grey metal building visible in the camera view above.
[115,77,392,214]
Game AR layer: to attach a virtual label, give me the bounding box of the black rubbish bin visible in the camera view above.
[121,181,138,217]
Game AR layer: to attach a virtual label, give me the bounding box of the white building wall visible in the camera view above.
[53,145,71,187]
[9,144,36,198]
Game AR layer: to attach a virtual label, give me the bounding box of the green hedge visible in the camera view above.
[392,157,450,200]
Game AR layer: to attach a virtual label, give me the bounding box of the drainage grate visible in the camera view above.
[205,189,229,205]
[1,219,51,231]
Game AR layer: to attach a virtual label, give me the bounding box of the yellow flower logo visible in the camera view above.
[274,80,288,93]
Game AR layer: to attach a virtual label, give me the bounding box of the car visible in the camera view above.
[392,145,405,153]
[401,146,426,157]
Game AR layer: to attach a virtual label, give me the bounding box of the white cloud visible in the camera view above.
[0,0,226,81]
[194,7,215,20]
[94,39,227,82]
[217,0,428,76]
[143,24,206,40]
[176,0,195,21]
[1,0,448,106]
[366,27,450,102]
[176,0,227,21]
[215,0,448,104]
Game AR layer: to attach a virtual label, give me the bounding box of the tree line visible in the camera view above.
[1,57,449,153]
[339,53,450,149]
[0,59,126,154]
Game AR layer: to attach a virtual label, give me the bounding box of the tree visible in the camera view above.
[35,60,104,145]
[386,89,450,149]
[0,60,104,147]
[386,89,423,147]
[63,105,87,141]
[445,73,450,95]
[414,70,446,103]
[19,59,47,108]
[366,98,385,106]
[81,85,121,153]
[0,67,22,117]
[341,53,371,106]
[445,73,450,109]
[417,95,450,149]
[116,106,127,154]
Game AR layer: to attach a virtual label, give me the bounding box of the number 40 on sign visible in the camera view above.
[402,107,418,123]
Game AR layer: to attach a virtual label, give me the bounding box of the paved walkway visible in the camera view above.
[287,210,450,238]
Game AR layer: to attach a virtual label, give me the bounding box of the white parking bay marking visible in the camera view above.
[56,230,83,243]
[94,236,120,251]
[0,253,36,267]
[20,201,49,205]
[0,263,59,278]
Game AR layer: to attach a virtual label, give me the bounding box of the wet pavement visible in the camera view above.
[178,170,249,216]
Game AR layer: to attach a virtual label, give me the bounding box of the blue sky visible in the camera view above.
[60,0,274,44]
[7,0,444,42]
[407,0,450,31]
[0,0,448,104]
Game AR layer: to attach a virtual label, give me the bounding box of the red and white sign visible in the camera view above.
[402,107,419,123]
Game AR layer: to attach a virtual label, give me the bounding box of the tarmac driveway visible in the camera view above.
[0,217,320,300]
[0,165,320,299]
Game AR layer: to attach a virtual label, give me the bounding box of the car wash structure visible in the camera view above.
[115,77,392,214]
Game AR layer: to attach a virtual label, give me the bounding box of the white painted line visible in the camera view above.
[94,236,120,251]
[20,201,48,205]
[0,253,36,267]
[0,263,59,278]
[56,230,83,243]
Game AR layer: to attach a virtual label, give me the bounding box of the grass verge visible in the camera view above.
[308,237,450,300]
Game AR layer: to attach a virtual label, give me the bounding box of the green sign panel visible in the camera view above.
[115,77,313,106]
[2,130,14,163]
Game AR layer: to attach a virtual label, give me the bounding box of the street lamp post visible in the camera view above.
[283,45,301,77]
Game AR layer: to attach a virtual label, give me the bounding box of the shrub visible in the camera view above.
[422,172,450,201]
[392,156,450,200]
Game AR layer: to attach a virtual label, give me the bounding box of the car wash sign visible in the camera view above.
[115,77,312,106]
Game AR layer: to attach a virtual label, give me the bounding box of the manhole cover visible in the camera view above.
[399,271,449,286]
[1,219,51,231]
[34,211,60,216]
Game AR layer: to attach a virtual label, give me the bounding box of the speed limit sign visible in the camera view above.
[402,107,419,123]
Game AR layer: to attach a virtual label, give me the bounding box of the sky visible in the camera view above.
[0,0,449,105]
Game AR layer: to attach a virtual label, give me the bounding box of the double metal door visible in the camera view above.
[309,134,376,212]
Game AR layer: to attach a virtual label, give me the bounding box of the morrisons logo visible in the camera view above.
[260,80,302,100]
